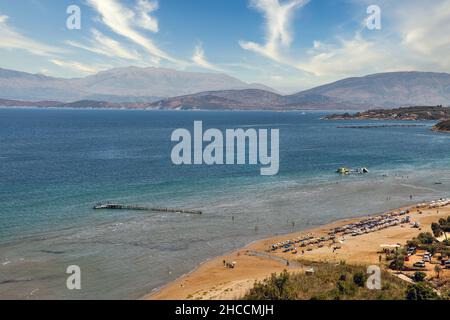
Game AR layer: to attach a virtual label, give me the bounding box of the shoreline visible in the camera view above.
[0,106,363,112]
[431,127,450,133]
[146,199,450,300]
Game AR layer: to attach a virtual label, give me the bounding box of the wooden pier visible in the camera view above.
[93,203,202,215]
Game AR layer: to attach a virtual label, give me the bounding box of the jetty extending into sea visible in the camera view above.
[93,203,202,215]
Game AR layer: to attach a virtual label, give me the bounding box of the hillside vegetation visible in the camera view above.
[325,106,450,121]
[244,262,410,300]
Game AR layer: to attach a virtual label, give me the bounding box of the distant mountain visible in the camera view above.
[295,72,450,108]
[70,67,274,98]
[149,71,450,110]
[0,98,61,107]
[0,99,158,110]
[150,89,287,110]
[1,70,449,110]
[149,89,365,110]
[0,67,275,102]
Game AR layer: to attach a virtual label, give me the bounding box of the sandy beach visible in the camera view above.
[147,200,450,300]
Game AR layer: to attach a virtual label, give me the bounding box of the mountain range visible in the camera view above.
[1,67,449,110]
[0,66,273,102]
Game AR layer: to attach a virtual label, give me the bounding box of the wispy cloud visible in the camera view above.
[66,29,142,62]
[191,43,224,72]
[86,0,184,65]
[240,0,450,89]
[50,59,108,75]
[0,15,63,57]
[297,0,450,79]
[297,33,391,77]
[392,0,450,69]
[240,0,309,62]
[135,0,159,32]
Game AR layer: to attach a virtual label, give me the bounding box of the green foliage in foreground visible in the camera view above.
[406,283,439,300]
[413,271,427,282]
[243,262,411,300]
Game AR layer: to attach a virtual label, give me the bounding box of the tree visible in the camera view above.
[389,250,405,270]
[417,232,435,245]
[431,223,443,237]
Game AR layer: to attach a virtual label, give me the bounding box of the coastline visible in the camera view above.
[146,200,450,300]
[431,127,450,133]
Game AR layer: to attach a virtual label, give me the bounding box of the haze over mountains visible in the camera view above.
[1,67,449,110]
[152,72,450,110]
[0,67,273,102]
[297,72,450,107]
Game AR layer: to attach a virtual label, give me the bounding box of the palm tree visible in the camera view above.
[434,265,442,279]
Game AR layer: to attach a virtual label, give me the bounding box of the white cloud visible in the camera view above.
[50,59,108,75]
[393,0,450,69]
[86,0,184,65]
[298,0,450,79]
[66,29,142,62]
[241,0,450,88]
[298,33,391,77]
[135,0,159,32]
[191,43,224,72]
[0,15,63,57]
[240,0,309,62]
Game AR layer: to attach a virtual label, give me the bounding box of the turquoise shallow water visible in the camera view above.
[0,108,449,299]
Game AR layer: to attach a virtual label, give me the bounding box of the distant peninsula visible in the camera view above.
[324,106,450,121]
[433,120,450,132]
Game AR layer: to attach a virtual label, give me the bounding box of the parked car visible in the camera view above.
[414,261,426,268]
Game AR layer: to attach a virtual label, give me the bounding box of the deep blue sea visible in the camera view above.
[0,108,449,299]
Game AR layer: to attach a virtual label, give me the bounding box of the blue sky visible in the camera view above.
[0,0,449,92]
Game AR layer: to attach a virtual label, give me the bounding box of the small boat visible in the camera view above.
[337,167,369,175]
[337,167,351,175]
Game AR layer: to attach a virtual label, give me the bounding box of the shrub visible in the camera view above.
[244,262,409,300]
[406,283,439,300]
[417,232,435,245]
[336,280,356,296]
[413,271,426,282]
[245,270,297,300]
[353,271,367,287]
[407,239,419,248]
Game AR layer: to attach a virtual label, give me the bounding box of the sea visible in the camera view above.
[0,108,449,299]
